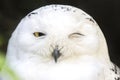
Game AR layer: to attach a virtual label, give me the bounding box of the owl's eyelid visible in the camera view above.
[72,32,84,36]
[69,32,84,39]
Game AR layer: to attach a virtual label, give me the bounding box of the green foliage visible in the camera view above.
[2,65,19,80]
[0,52,5,70]
[0,52,19,80]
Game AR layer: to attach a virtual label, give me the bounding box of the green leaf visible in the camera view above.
[0,52,5,70]
[0,52,19,80]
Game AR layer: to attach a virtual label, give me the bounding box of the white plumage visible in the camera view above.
[1,4,120,80]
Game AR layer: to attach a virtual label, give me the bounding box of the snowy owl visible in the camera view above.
[1,4,120,80]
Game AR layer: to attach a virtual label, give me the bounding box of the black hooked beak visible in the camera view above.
[52,46,61,63]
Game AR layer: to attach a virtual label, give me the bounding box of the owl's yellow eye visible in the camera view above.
[33,32,46,37]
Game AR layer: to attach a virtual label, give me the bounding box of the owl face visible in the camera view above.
[8,5,105,63]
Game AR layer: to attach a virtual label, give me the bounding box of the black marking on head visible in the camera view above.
[59,6,72,12]
[86,18,94,23]
[73,10,76,12]
[51,5,57,11]
[64,7,76,12]
[54,5,57,11]
[28,12,38,17]
[115,77,120,80]
[61,6,64,9]
[50,5,77,13]
[66,7,71,11]
[54,5,57,8]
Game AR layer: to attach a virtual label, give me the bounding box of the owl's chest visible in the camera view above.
[14,60,104,80]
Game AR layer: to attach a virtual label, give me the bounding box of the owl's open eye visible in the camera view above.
[69,32,84,39]
[33,32,46,37]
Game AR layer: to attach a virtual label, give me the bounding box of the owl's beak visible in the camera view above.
[52,46,61,63]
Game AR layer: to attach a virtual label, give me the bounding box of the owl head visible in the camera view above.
[6,5,110,64]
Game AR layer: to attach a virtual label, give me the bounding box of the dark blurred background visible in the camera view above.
[0,0,120,67]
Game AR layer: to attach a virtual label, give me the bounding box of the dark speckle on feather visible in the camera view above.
[86,18,95,23]
[111,68,115,72]
[61,6,64,9]
[66,8,71,11]
[73,10,76,12]
[28,12,38,17]
[115,77,120,80]
[111,64,120,75]
[110,64,120,80]
[114,65,118,74]
[54,5,57,7]
[50,5,77,13]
